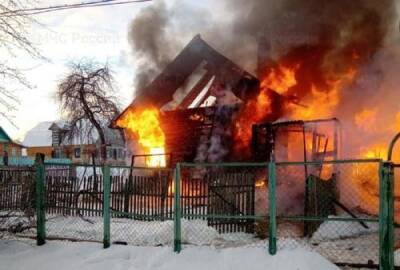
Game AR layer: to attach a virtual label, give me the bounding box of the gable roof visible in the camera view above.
[23,120,125,147]
[49,120,70,131]
[61,119,124,146]
[0,126,12,143]
[23,121,53,147]
[112,35,259,127]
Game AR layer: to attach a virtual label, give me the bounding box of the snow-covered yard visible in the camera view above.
[0,213,383,266]
[0,239,340,270]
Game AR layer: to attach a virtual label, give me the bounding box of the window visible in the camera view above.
[74,147,81,158]
[11,147,16,156]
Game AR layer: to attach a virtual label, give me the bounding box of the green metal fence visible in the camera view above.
[0,158,396,269]
[172,159,392,270]
[43,164,104,243]
[108,166,174,247]
[275,160,382,268]
[174,162,269,250]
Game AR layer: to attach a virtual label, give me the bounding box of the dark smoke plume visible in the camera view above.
[128,1,175,93]
[129,0,397,94]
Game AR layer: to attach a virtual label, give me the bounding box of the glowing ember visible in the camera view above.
[116,107,166,167]
[255,179,265,188]
[168,181,174,195]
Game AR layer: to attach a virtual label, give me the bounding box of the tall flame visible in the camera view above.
[117,107,166,167]
[355,108,378,132]
[260,64,299,94]
[230,41,397,219]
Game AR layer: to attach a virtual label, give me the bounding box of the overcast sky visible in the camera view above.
[0,1,154,141]
[0,0,230,141]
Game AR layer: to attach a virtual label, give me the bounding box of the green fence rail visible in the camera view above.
[0,158,395,269]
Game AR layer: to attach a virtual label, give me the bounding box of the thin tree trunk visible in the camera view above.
[78,79,107,164]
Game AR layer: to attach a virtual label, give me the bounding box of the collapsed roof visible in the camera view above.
[113,35,259,126]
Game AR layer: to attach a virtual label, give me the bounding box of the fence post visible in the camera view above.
[379,162,394,270]
[268,161,277,255]
[35,160,46,246]
[103,165,111,249]
[174,163,182,253]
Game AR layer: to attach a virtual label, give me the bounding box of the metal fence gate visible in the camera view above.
[207,170,255,233]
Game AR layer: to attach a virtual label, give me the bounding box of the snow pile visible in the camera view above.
[0,212,35,235]
[311,215,379,242]
[0,239,340,270]
[395,249,400,266]
[112,219,220,246]
[2,214,252,247]
[44,217,220,246]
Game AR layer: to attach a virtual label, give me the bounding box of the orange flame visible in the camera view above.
[233,63,300,156]
[261,64,299,94]
[116,107,166,167]
[288,84,340,120]
[355,108,378,132]
[361,143,387,159]
[255,179,265,188]
[394,112,400,132]
[234,86,272,156]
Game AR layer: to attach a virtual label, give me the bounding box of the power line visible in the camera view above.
[1,0,152,16]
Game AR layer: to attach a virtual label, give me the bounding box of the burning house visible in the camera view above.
[112,34,344,231]
[106,1,399,265]
[112,35,261,166]
[112,35,339,167]
[2,2,400,268]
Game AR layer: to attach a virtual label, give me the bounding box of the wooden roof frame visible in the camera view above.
[111,34,259,128]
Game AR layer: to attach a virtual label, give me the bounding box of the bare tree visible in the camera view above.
[0,1,41,123]
[57,60,122,163]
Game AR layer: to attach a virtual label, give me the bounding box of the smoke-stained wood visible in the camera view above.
[160,107,215,166]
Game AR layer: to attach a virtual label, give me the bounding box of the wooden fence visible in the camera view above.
[44,171,175,219]
[0,167,35,212]
[0,166,257,233]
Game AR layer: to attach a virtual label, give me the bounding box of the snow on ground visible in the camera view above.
[19,214,379,247]
[311,215,379,242]
[1,214,256,247]
[0,239,340,270]
[44,217,223,246]
[75,166,129,178]
[0,213,383,266]
[395,249,400,266]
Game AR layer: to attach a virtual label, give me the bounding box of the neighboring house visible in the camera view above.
[23,120,126,165]
[0,126,25,157]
